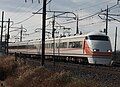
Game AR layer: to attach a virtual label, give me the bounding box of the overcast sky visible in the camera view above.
[0,0,120,50]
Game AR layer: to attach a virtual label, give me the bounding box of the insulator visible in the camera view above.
[38,0,40,3]
[32,0,33,3]
[25,0,27,3]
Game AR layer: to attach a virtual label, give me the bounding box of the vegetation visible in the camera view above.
[0,56,112,87]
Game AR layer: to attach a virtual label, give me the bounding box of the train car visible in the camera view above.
[83,32,112,65]
[9,32,112,65]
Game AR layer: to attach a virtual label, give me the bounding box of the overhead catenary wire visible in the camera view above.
[71,0,117,22]
[13,0,52,25]
[12,0,116,29]
[78,20,106,27]
[10,0,120,40]
[12,3,34,20]
[13,0,43,21]
[9,0,117,25]
[8,1,26,17]
[22,1,119,37]
[76,0,113,11]
[60,3,119,25]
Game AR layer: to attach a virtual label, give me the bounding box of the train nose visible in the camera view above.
[88,56,112,65]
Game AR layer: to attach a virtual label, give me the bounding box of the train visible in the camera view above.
[9,32,112,65]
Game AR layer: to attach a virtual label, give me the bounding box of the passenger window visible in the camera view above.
[69,41,82,48]
[60,42,67,48]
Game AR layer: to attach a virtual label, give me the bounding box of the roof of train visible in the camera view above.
[9,32,107,46]
[45,31,107,41]
[46,34,85,40]
[86,32,106,36]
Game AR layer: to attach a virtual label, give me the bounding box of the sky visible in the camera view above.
[0,0,120,50]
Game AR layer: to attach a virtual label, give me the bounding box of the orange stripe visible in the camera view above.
[83,40,92,54]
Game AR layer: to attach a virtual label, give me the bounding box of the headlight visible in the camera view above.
[107,49,112,52]
[93,49,99,52]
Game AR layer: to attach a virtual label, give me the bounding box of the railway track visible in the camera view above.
[10,52,120,66]
[11,52,120,73]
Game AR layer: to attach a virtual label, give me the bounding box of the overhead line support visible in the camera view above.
[41,0,47,66]
[1,11,4,43]
[105,5,108,35]
[6,18,10,55]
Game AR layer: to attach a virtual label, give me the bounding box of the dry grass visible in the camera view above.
[0,56,17,79]
[67,78,101,87]
[13,66,54,87]
[0,56,101,87]
[0,56,17,70]
[41,71,73,87]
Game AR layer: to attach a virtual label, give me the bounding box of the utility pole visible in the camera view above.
[41,0,47,66]
[6,18,10,55]
[105,5,108,35]
[25,0,46,66]
[52,12,55,38]
[117,0,120,4]
[46,11,78,35]
[52,12,55,67]
[76,16,79,34]
[114,27,117,59]
[0,11,13,55]
[1,11,4,43]
[20,25,23,42]
[0,11,4,55]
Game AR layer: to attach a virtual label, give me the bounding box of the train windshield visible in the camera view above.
[85,35,109,41]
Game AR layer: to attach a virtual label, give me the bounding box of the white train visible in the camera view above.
[9,32,112,65]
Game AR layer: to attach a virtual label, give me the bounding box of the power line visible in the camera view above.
[14,15,34,25]
[60,3,119,25]
[13,0,52,25]
[75,0,113,11]
[78,20,105,27]
[13,1,43,21]
[70,0,115,24]
[12,3,34,20]
[8,1,26,17]
[60,13,98,25]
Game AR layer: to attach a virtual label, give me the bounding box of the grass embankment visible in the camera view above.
[0,56,100,87]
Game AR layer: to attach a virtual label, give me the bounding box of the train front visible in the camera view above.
[83,32,112,65]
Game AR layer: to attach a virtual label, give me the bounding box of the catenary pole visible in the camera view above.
[105,5,108,35]
[114,27,117,58]
[6,18,10,55]
[20,25,23,42]
[76,16,79,34]
[1,11,4,43]
[41,0,47,66]
[117,0,120,4]
[25,0,47,66]
[52,12,55,67]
